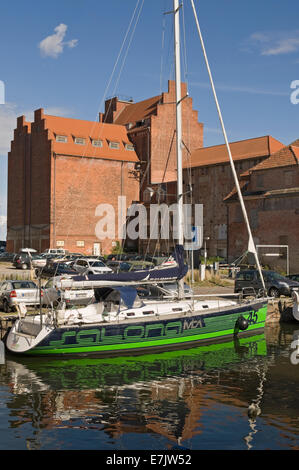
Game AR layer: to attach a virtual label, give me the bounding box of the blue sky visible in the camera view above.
[0,0,299,239]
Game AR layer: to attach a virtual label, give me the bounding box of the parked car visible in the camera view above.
[31,254,49,269]
[42,276,94,307]
[145,255,169,266]
[0,280,41,312]
[287,274,299,283]
[36,262,78,278]
[128,261,155,271]
[106,260,128,272]
[0,252,16,262]
[42,249,69,256]
[72,258,113,275]
[13,252,43,270]
[234,269,299,297]
[137,282,193,300]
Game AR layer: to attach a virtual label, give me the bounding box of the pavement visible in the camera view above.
[0,262,32,278]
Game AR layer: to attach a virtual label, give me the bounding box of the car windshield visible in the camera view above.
[12,281,37,289]
[265,272,287,281]
[89,261,105,267]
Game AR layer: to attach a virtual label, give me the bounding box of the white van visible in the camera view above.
[43,249,69,256]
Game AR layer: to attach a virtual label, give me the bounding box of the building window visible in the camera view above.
[109,141,120,149]
[76,240,85,247]
[284,170,293,187]
[125,143,134,151]
[56,135,67,143]
[256,173,264,189]
[56,240,65,247]
[74,137,86,145]
[92,139,103,147]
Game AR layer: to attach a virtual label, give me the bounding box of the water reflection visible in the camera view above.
[0,325,299,450]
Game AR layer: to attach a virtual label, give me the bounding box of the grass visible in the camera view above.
[185,269,233,288]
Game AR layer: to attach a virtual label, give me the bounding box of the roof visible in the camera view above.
[223,179,249,201]
[112,94,162,127]
[36,110,139,163]
[224,141,299,202]
[184,135,284,169]
[246,143,299,172]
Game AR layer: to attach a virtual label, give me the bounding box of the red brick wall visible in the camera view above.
[7,117,32,252]
[150,81,203,183]
[249,166,299,192]
[7,111,139,254]
[227,190,299,273]
[52,155,139,254]
[183,157,266,258]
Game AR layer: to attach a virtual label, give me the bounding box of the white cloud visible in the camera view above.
[246,30,299,56]
[39,23,78,58]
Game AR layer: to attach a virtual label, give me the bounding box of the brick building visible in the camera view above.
[101,80,204,190]
[100,80,204,254]
[7,80,203,255]
[224,139,299,272]
[8,79,296,262]
[181,135,284,259]
[7,108,140,254]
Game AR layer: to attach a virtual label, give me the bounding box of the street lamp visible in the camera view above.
[204,237,210,266]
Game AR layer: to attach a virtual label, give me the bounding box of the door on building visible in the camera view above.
[93,243,101,256]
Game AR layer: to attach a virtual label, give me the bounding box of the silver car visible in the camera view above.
[42,276,95,307]
[0,280,41,313]
[72,258,113,275]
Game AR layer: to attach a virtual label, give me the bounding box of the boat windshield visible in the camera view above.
[95,287,143,311]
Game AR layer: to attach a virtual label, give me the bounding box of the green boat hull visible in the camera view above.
[10,299,267,357]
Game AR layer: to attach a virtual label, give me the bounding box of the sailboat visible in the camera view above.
[6,0,268,357]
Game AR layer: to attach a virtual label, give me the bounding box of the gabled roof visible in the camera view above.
[35,109,139,163]
[112,95,162,127]
[246,143,299,172]
[184,135,284,169]
[223,140,299,202]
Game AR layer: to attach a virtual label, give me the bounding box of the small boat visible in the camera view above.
[6,0,268,357]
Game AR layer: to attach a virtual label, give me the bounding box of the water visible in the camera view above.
[0,323,298,451]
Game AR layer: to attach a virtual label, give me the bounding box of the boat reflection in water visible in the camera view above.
[2,334,270,450]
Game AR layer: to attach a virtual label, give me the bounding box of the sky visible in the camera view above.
[0,0,299,240]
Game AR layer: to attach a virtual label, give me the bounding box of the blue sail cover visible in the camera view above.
[69,245,188,285]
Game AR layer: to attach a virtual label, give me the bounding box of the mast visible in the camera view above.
[173,0,185,299]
